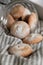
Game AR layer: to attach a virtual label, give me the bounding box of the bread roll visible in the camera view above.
[28,12,38,32]
[8,43,33,57]
[23,33,43,44]
[6,14,15,29]
[10,21,30,39]
[22,8,31,20]
[10,4,25,19]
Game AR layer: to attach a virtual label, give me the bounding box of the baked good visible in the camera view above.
[10,21,30,39]
[6,14,15,29]
[10,4,25,19]
[8,43,33,57]
[22,8,31,20]
[23,33,43,44]
[27,12,38,32]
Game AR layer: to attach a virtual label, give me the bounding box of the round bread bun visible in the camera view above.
[27,12,38,32]
[10,21,30,39]
[6,14,15,29]
[10,4,25,19]
[22,8,31,20]
[23,33,43,44]
[8,43,33,57]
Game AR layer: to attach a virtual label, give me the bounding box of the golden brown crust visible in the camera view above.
[8,43,33,57]
[27,12,38,31]
[6,14,15,29]
[10,4,25,19]
[20,45,33,57]
[23,34,43,44]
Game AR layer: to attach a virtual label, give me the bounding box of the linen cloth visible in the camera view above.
[0,20,43,65]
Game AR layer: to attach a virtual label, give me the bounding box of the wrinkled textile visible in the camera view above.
[0,20,43,65]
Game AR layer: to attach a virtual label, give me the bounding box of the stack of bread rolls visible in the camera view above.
[6,4,43,57]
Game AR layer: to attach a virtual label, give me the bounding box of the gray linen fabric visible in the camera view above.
[0,20,43,65]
